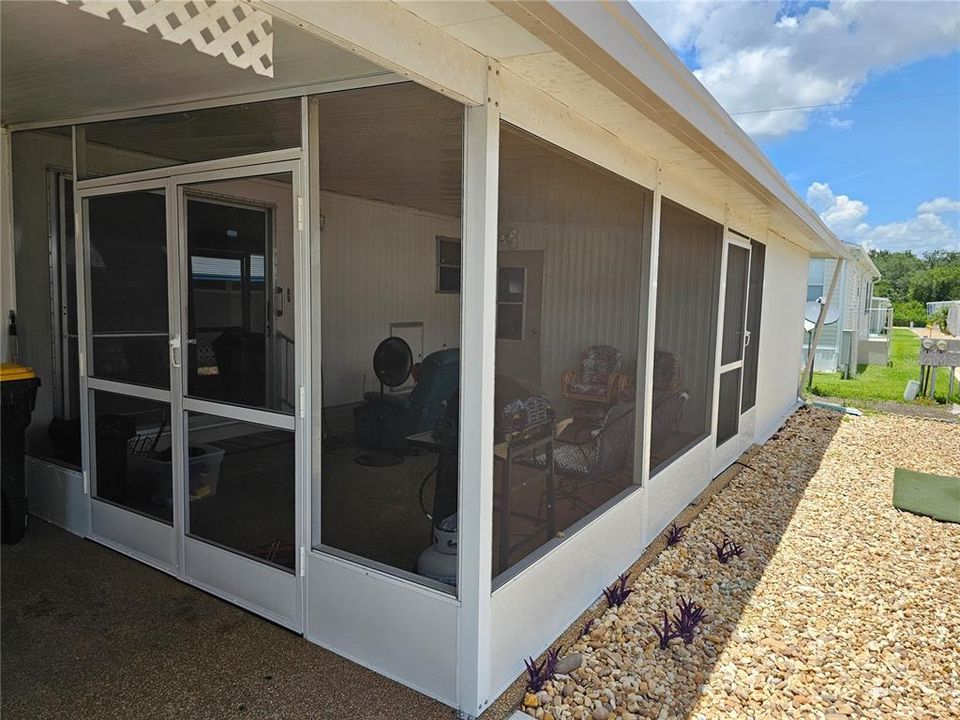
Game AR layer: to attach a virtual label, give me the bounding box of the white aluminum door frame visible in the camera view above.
[78,176,182,573]
[712,230,752,475]
[174,159,304,632]
[737,237,763,452]
[75,150,308,632]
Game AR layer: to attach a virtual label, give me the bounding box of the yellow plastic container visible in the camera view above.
[0,363,37,382]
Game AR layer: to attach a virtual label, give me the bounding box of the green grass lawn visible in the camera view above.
[810,328,959,404]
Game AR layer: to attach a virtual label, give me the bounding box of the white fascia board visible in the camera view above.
[258,0,488,106]
[844,243,881,279]
[540,0,852,262]
[859,244,882,279]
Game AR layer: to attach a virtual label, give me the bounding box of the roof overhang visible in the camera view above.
[2,0,852,262]
[486,1,852,261]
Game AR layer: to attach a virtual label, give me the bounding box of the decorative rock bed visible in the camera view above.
[519,407,960,720]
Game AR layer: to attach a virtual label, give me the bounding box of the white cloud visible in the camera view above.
[807,182,960,252]
[635,1,960,137]
[917,197,960,214]
[826,117,853,130]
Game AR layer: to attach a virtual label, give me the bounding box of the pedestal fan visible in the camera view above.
[355,336,414,467]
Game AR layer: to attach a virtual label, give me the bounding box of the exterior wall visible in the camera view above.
[804,257,842,373]
[25,456,88,536]
[305,551,460,705]
[948,303,960,337]
[804,254,877,376]
[755,237,807,440]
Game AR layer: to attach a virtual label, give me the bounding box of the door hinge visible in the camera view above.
[78,351,85,377]
[297,196,304,232]
[299,546,306,577]
[298,385,306,419]
[82,469,90,495]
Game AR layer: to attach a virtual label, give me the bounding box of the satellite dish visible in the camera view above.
[804,300,841,326]
[356,337,413,467]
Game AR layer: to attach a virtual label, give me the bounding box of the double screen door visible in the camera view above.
[78,158,305,630]
[713,231,764,474]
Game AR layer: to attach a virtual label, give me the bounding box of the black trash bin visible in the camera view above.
[1,363,41,544]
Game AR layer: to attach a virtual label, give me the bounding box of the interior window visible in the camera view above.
[496,267,526,340]
[807,258,825,302]
[436,236,461,293]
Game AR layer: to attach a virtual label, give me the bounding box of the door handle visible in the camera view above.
[744,330,752,348]
[170,333,182,368]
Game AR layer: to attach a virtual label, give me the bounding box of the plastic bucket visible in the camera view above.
[904,379,920,401]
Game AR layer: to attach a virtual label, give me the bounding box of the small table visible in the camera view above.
[408,418,573,576]
[493,417,571,575]
[405,430,458,531]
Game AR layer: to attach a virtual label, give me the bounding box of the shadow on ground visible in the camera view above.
[488,406,845,720]
[1,521,455,720]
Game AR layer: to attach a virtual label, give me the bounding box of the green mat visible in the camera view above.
[893,468,960,523]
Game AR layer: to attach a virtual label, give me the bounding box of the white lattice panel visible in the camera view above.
[57,0,275,77]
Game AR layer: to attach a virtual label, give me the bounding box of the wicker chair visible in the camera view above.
[561,345,633,407]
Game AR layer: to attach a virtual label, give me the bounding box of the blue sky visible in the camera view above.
[635,1,960,253]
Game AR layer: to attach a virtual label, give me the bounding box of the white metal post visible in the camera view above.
[457,63,500,718]
[638,167,662,484]
[638,166,661,543]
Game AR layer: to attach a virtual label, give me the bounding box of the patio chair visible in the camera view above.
[651,350,688,431]
[533,402,636,514]
[561,345,632,407]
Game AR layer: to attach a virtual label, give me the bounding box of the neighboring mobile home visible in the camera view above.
[0,2,854,716]
[803,244,886,375]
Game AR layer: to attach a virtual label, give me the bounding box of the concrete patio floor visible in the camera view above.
[1,520,454,720]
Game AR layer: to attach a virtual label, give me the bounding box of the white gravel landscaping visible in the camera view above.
[519,407,960,720]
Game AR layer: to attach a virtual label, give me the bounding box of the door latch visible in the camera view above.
[169,333,182,368]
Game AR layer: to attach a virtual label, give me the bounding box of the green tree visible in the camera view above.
[908,264,960,303]
[923,250,960,268]
[870,249,960,304]
[892,300,927,326]
[869,250,924,302]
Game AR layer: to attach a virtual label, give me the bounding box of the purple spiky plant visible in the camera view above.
[674,596,706,643]
[602,572,634,608]
[711,532,745,564]
[652,610,679,649]
[580,618,594,637]
[665,522,689,546]
[652,597,708,649]
[523,645,561,692]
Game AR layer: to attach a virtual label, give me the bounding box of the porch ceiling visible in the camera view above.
[0,1,390,127]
